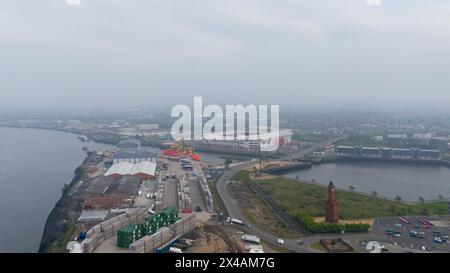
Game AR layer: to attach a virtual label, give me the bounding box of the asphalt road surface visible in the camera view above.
[215,138,344,253]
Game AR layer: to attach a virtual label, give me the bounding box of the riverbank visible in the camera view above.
[38,147,119,253]
[0,127,114,252]
[284,158,450,202]
[233,170,449,221]
[0,125,164,149]
[38,164,85,252]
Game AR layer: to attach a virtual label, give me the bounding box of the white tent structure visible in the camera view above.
[104,161,157,180]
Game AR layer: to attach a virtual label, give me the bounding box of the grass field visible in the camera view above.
[209,181,228,215]
[48,222,77,253]
[229,172,297,238]
[233,171,448,220]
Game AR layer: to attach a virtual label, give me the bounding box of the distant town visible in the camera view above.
[2,109,450,253]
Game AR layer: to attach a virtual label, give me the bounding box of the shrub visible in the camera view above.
[295,212,370,234]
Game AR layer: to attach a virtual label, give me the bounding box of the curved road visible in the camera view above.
[216,138,345,253]
[216,162,316,253]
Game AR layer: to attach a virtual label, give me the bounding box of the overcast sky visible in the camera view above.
[1,0,450,111]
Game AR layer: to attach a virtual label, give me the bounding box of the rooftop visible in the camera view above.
[104,161,157,177]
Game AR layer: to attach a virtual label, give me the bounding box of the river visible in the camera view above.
[284,160,450,202]
[0,127,248,252]
[0,127,113,252]
[197,152,253,166]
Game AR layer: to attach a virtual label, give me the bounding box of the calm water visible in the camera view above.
[284,161,450,202]
[198,152,253,166]
[0,127,112,252]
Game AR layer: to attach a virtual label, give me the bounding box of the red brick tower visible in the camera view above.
[324,181,339,223]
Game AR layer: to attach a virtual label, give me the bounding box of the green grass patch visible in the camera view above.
[48,222,77,253]
[253,174,447,220]
[310,242,328,253]
[209,182,228,216]
[231,170,251,183]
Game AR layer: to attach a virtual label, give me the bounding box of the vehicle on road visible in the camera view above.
[230,218,245,226]
[277,239,285,245]
[242,234,261,244]
[394,224,402,228]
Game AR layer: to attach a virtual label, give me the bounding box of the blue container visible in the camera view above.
[79,232,86,240]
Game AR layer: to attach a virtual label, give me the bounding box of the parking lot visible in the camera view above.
[158,157,209,212]
[132,180,157,208]
[371,216,450,252]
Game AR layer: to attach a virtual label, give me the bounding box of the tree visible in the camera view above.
[371,191,377,196]
[418,196,424,204]
[349,186,355,191]
[438,195,444,200]
[224,158,232,169]
[395,195,402,201]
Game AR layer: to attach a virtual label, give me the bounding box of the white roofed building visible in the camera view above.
[104,161,157,181]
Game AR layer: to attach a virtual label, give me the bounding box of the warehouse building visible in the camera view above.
[104,161,157,181]
[113,149,158,164]
[83,196,134,210]
[117,139,141,149]
[335,146,442,160]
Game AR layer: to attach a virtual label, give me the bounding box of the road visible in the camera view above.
[216,162,315,253]
[216,137,345,253]
[283,136,346,160]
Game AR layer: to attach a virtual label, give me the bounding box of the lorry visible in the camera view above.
[241,234,261,244]
[230,218,244,226]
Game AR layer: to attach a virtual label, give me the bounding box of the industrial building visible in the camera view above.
[185,129,293,154]
[83,196,134,210]
[113,149,158,164]
[104,161,157,181]
[335,146,442,161]
[117,139,141,149]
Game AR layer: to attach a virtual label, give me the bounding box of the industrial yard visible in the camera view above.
[44,137,225,253]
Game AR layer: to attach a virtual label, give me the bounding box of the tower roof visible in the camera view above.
[328,181,335,189]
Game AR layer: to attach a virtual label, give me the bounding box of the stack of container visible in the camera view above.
[177,176,192,210]
[197,175,214,212]
[127,213,196,253]
[155,177,165,212]
[117,224,143,248]
[116,207,179,249]
[81,208,149,253]
[170,213,196,237]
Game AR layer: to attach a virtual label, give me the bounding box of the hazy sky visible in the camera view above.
[1,0,450,111]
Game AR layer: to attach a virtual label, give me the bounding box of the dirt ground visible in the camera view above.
[184,224,243,253]
[184,224,286,253]
[228,181,297,238]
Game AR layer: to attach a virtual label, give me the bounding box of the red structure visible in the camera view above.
[324,181,339,223]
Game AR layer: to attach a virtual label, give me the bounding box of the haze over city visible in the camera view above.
[1,0,450,111]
